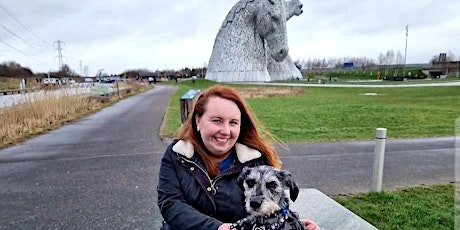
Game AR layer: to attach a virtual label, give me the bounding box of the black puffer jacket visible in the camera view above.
[157,140,267,230]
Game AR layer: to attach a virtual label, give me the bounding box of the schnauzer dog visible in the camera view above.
[231,165,304,230]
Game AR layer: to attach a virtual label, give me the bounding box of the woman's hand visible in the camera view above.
[301,219,320,230]
[218,223,231,230]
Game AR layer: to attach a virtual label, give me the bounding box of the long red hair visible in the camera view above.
[175,85,281,177]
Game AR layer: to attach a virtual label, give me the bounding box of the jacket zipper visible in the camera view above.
[211,163,242,191]
[179,157,214,187]
[179,157,219,212]
[180,157,240,194]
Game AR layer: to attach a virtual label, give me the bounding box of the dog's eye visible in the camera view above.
[246,179,255,188]
[266,181,277,189]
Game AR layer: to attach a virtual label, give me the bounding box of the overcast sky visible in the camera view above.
[0,0,459,76]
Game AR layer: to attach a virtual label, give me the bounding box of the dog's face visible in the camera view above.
[237,165,299,217]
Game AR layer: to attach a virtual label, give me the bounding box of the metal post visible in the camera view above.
[116,79,120,100]
[21,79,25,92]
[371,128,387,192]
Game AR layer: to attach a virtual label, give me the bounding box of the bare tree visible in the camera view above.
[378,53,385,66]
[385,50,395,65]
[321,58,327,68]
[335,57,343,68]
[393,51,404,75]
[384,50,395,75]
[306,58,312,70]
[447,50,456,61]
[430,55,439,64]
[397,51,404,65]
[327,57,336,69]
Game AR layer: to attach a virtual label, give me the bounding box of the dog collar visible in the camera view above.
[263,206,288,218]
[282,207,288,218]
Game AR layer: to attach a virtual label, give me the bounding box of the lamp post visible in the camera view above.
[403,25,408,77]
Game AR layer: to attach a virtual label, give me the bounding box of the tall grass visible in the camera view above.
[0,77,42,90]
[0,91,99,147]
[0,81,148,148]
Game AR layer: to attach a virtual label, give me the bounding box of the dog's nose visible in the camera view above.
[250,197,262,209]
[250,201,261,209]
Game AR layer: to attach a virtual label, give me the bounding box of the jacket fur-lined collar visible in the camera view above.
[172,140,262,163]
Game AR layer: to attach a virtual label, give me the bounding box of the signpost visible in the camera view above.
[180,89,201,123]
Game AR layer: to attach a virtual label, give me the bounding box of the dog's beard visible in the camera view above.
[246,199,280,216]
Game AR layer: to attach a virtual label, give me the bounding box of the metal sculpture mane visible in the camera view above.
[206,0,303,82]
[268,0,303,81]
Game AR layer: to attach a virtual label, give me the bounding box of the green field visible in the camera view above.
[334,184,455,230]
[160,79,460,143]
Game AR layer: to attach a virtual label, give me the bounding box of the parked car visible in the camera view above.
[42,78,61,86]
[84,78,94,83]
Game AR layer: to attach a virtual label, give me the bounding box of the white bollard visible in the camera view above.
[371,128,387,192]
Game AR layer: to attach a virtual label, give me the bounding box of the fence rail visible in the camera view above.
[0,89,29,95]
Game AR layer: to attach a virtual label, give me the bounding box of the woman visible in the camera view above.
[157,85,319,230]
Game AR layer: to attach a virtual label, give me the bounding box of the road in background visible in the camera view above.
[277,137,454,195]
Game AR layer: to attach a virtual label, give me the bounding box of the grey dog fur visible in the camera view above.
[231,165,304,230]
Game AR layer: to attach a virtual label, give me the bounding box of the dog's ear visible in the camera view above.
[237,166,252,190]
[279,170,299,202]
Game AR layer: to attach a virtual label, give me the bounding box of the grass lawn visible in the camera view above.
[334,184,455,230]
[160,79,460,143]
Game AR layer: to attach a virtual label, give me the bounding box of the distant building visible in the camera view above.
[431,61,460,77]
[138,71,157,80]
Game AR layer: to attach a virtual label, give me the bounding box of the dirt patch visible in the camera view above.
[235,86,304,98]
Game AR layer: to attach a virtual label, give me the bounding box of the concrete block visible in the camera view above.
[290,188,378,230]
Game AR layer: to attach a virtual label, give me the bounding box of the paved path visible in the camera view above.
[0,86,173,229]
[0,85,456,229]
[276,136,455,195]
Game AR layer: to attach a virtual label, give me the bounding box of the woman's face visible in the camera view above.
[196,96,241,160]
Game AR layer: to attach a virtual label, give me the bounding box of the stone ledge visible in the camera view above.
[290,188,378,230]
